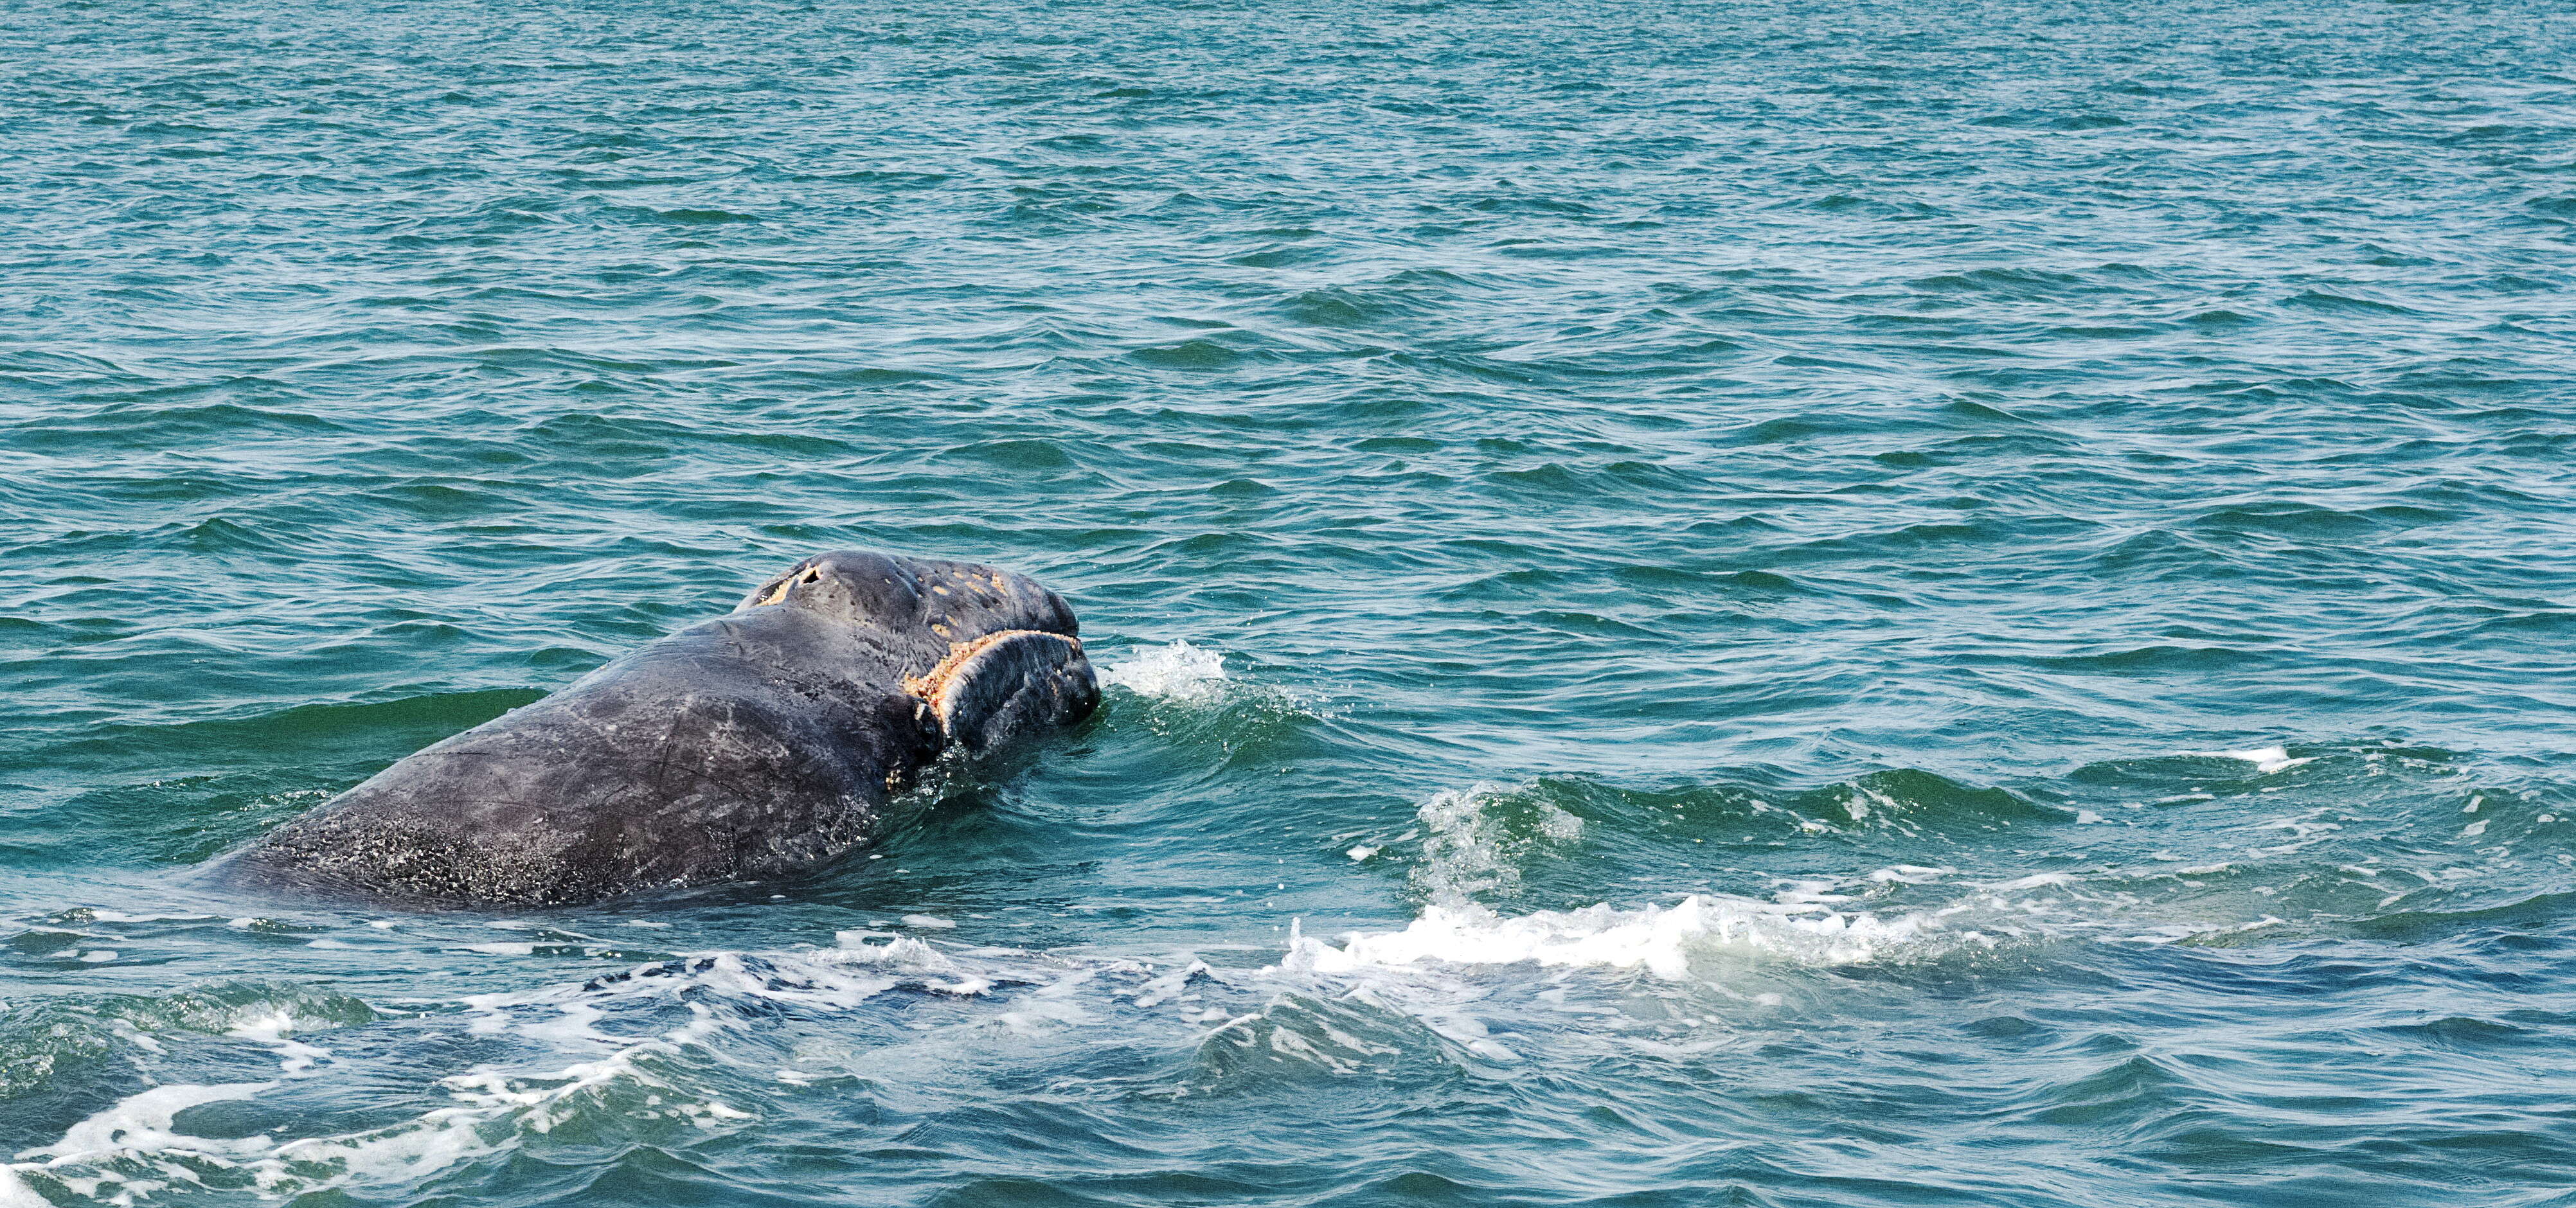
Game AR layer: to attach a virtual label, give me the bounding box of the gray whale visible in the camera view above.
[225,550,1097,906]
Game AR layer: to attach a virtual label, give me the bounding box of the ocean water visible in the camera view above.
[5,0,2576,1202]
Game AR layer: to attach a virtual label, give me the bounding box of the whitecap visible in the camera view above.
[2192,745,2314,774]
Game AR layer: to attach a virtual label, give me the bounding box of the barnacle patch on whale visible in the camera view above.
[755,565,824,607]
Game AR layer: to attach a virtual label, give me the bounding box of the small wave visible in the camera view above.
[1098,641,1228,703]
[1411,783,1584,904]
[2,999,391,1204]
[1185,991,1465,1081]
[0,980,375,1101]
[1796,768,2060,832]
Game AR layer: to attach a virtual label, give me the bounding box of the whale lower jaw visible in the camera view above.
[905,629,1099,754]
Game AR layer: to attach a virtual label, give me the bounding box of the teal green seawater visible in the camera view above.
[6,0,2576,1203]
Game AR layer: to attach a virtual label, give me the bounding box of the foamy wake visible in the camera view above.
[24,902,1936,1202]
[0,867,2170,1202]
[1098,640,1228,702]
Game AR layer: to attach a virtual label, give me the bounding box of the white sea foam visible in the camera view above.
[1280,893,1942,981]
[229,1009,334,1076]
[0,1166,47,1208]
[22,1081,274,1166]
[2192,745,2314,774]
[1098,640,1228,702]
[1866,864,1956,884]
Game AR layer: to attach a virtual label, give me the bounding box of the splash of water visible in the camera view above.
[1098,641,1229,704]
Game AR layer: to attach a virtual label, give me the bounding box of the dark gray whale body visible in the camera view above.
[229,550,1097,906]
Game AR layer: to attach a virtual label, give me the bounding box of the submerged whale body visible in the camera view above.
[228,550,1098,906]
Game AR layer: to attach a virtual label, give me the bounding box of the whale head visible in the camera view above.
[739,549,1095,751]
[738,548,1080,647]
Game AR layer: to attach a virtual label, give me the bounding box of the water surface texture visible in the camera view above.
[6,0,2576,1204]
